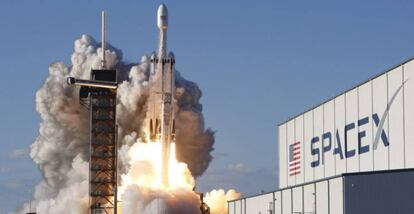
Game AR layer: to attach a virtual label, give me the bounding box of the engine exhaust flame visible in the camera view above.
[119,141,194,193]
[118,138,201,213]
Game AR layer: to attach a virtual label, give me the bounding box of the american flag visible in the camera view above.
[289,141,301,176]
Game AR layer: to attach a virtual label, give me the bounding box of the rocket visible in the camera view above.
[147,4,176,187]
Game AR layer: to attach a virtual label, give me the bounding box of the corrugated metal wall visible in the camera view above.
[245,193,273,214]
[229,170,414,214]
[228,176,344,214]
[279,59,414,188]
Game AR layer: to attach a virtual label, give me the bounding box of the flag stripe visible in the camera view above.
[289,161,300,167]
[289,142,301,176]
[289,171,301,176]
[289,166,300,171]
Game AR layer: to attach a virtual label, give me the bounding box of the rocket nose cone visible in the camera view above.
[157,4,168,29]
[157,4,168,17]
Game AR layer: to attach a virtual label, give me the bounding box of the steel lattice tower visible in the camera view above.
[88,70,118,214]
[66,11,118,214]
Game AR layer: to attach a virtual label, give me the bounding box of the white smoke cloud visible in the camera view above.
[204,189,242,214]
[14,35,217,214]
[9,148,29,159]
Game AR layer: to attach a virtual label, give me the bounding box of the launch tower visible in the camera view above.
[67,12,118,214]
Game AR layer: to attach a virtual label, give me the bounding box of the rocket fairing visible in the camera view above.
[157,4,168,60]
[147,4,176,187]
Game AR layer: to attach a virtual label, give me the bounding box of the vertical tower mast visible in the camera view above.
[101,11,106,69]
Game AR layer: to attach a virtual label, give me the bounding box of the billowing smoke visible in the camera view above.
[14,34,216,213]
[204,189,242,214]
[175,74,215,177]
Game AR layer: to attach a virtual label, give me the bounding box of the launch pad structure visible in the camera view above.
[87,68,118,214]
[67,12,118,214]
[87,69,118,214]
[63,5,211,214]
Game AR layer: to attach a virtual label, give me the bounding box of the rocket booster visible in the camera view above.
[148,4,176,187]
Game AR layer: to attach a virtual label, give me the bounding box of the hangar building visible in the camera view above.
[228,58,414,214]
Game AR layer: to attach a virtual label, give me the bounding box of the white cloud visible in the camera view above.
[197,163,277,197]
[3,180,24,189]
[227,163,255,174]
[9,148,29,159]
[0,166,10,173]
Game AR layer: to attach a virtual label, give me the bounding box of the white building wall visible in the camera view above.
[274,191,281,214]
[304,111,314,183]
[228,201,235,214]
[245,193,273,214]
[229,170,414,214]
[235,58,414,214]
[316,181,329,214]
[281,189,292,214]
[279,124,287,188]
[303,183,315,214]
[292,186,303,214]
[404,60,414,167]
[335,95,347,175]
[372,74,389,170]
[279,60,414,188]
[329,177,344,214]
[324,100,336,177]
[345,88,359,173]
[295,115,305,185]
[287,120,296,186]
[314,106,325,180]
[388,67,405,169]
[358,82,373,171]
[229,176,346,214]
[235,200,242,214]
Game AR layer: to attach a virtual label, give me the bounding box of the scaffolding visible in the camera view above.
[89,70,118,214]
[68,70,118,214]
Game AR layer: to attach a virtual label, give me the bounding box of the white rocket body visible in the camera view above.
[157,4,168,60]
[148,4,176,187]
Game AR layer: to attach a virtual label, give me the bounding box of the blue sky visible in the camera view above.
[1,0,414,213]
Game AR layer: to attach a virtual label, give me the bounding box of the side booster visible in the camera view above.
[147,4,176,187]
[148,52,176,143]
